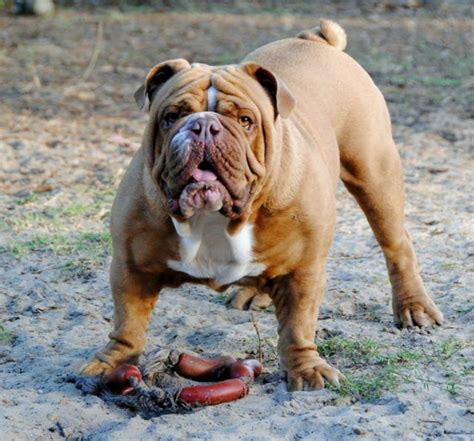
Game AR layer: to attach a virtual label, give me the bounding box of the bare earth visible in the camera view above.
[0,4,473,440]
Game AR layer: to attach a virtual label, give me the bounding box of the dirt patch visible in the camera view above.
[0,4,473,440]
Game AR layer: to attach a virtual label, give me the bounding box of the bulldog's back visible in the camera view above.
[244,22,390,146]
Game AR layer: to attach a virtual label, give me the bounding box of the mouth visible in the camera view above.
[166,159,241,220]
[189,159,218,183]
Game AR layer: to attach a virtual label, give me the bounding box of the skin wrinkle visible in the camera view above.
[218,114,259,181]
[208,138,244,183]
[167,145,191,177]
[211,72,274,204]
[212,69,250,100]
[211,148,239,182]
[156,69,211,99]
[211,70,267,166]
[224,68,274,122]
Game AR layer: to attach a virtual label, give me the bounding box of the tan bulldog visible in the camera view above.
[81,19,443,391]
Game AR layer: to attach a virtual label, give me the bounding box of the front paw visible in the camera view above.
[393,290,444,328]
[79,357,117,378]
[285,346,345,391]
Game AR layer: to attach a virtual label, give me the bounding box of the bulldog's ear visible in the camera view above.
[241,62,296,119]
[134,59,190,110]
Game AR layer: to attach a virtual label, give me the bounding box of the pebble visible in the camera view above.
[353,427,368,435]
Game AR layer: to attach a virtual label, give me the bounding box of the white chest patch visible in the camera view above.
[167,214,266,285]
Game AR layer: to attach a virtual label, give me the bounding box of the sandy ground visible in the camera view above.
[1,3,473,440]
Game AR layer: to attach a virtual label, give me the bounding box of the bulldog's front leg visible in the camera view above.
[270,265,345,391]
[80,261,160,377]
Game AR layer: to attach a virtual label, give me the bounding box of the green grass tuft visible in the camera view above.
[317,336,468,402]
[0,325,15,345]
[2,230,112,262]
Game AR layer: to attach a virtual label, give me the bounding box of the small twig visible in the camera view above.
[38,191,61,207]
[81,20,104,82]
[250,313,263,365]
[30,63,41,88]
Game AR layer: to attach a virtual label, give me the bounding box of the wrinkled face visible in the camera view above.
[138,61,293,221]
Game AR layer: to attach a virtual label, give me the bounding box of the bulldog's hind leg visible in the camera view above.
[339,127,443,328]
[226,286,272,311]
[80,261,160,377]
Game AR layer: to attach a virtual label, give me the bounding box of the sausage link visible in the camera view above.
[177,378,248,406]
[175,353,236,381]
[105,364,142,395]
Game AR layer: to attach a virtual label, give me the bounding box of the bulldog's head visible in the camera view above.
[134,59,295,221]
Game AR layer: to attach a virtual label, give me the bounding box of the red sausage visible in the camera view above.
[177,378,248,406]
[175,353,236,381]
[229,359,262,380]
[105,364,142,395]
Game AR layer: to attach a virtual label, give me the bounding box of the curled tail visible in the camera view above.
[297,19,347,51]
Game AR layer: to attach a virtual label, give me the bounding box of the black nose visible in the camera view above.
[189,117,222,138]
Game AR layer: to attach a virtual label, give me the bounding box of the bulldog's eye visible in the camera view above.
[238,115,253,129]
[163,112,180,128]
